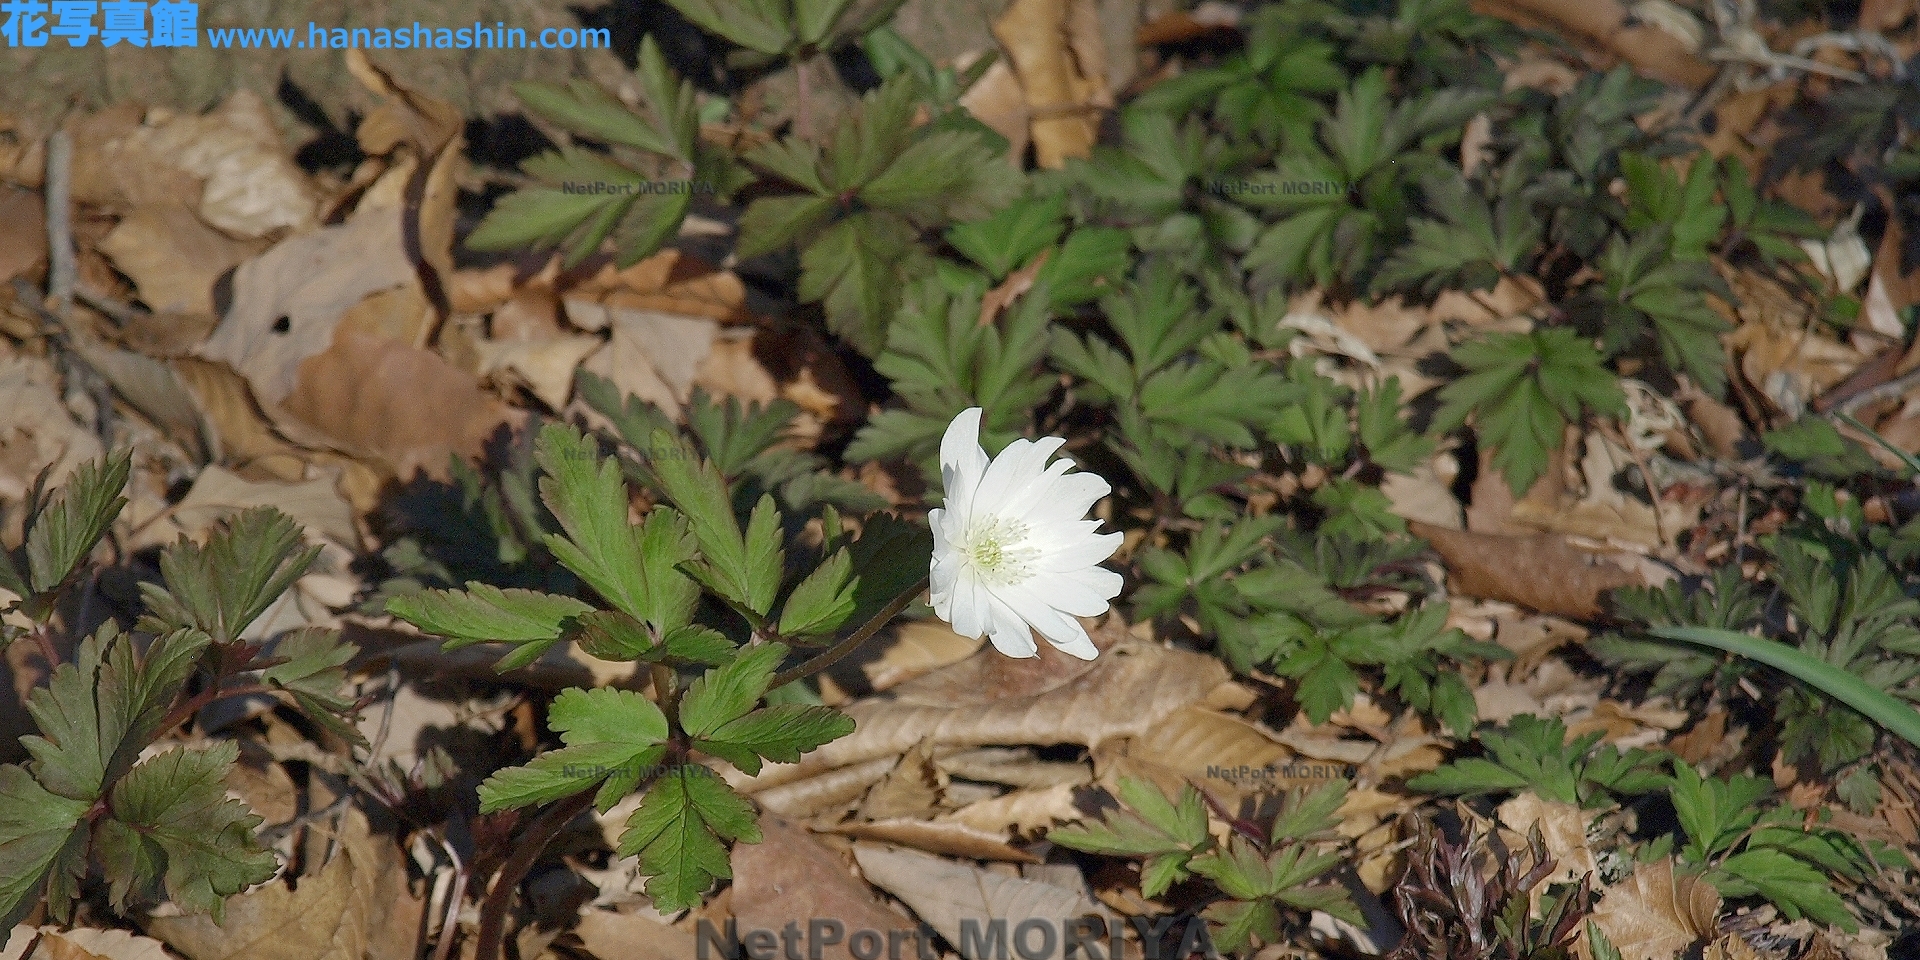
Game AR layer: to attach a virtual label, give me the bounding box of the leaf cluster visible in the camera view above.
[1048,777,1360,954]
[1406,714,1670,808]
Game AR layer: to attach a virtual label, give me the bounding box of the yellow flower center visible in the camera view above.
[962,515,1035,585]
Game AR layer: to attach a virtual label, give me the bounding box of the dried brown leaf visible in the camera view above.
[1589,859,1721,960]
[144,807,423,960]
[731,818,915,959]
[1411,521,1654,619]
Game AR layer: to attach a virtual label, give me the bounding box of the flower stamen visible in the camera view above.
[960,515,1036,585]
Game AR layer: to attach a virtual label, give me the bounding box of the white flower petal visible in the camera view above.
[982,593,1039,657]
[997,459,1075,518]
[1017,472,1112,525]
[1033,529,1123,572]
[1057,563,1124,602]
[939,408,990,525]
[974,435,1067,515]
[948,573,989,639]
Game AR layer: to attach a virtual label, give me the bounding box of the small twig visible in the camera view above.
[154,683,282,738]
[1828,364,1920,416]
[29,623,61,672]
[1734,481,1749,569]
[73,286,145,327]
[430,833,469,960]
[255,794,352,844]
[472,790,599,960]
[45,130,75,319]
[768,574,929,690]
[1600,419,1669,548]
[366,666,403,764]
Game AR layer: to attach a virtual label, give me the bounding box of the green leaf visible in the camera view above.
[536,423,698,627]
[24,625,209,803]
[138,508,319,646]
[513,79,677,156]
[777,548,858,637]
[945,193,1067,280]
[1049,777,1211,898]
[24,450,131,598]
[693,704,854,775]
[737,194,838,259]
[386,583,594,650]
[681,642,786,737]
[1711,848,1857,928]
[616,767,761,911]
[478,687,669,813]
[1032,227,1132,307]
[0,764,89,929]
[1434,328,1625,496]
[649,434,783,617]
[256,627,365,748]
[93,741,274,921]
[661,0,792,54]
[799,212,921,356]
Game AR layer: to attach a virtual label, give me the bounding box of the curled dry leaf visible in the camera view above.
[113,91,318,238]
[733,637,1229,792]
[97,205,265,318]
[731,817,916,960]
[144,807,423,960]
[2,927,179,960]
[197,203,418,408]
[1410,521,1657,619]
[992,0,1111,168]
[1474,0,1715,87]
[1496,794,1598,901]
[1589,859,1722,960]
[0,184,47,284]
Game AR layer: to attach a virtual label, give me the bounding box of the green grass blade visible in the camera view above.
[1651,625,1920,749]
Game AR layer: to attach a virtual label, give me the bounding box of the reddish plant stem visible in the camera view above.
[472,790,597,960]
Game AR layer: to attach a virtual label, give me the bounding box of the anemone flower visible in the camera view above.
[927,407,1122,659]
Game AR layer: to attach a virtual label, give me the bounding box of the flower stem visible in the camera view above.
[769,575,929,691]
[472,790,598,960]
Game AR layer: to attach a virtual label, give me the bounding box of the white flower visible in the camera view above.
[927,407,1123,660]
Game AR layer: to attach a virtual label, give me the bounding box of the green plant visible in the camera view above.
[0,455,362,927]
[1049,777,1361,954]
[1650,759,1901,929]
[466,37,749,267]
[384,422,931,920]
[1406,714,1671,808]
[1432,327,1627,496]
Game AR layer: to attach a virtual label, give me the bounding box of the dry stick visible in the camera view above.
[472,790,599,960]
[430,835,470,960]
[45,130,75,318]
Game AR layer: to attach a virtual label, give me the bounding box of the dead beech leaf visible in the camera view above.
[1590,859,1721,960]
[98,204,264,317]
[571,908,699,960]
[1410,521,1653,619]
[732,817,915,959]
[197,205,417,408]
[694,330,780,407]
[571,303,717,417]
[942,782,1085,838]
[571,249,752,323]
[1497,794,1597,894]
[750,756,900,818]
[2,927,178,960]
[828,816,1042,862]
[935,748,1092,789]
[993,0,1110,168]
[884,615,1122,708]
[980,249,1050,327]
[144,807,423,960]
[142,465,359,551]
[117,91,319,238]
[1114,705,1294,799]
[957,55,1031,163]
[736,637,1229,792]
[857,741,949,821]
[852,844,1114,946]
[0,184,47,284]
[276,328,523,481]
[825,620,985,701]
[473,333,601,411]
[0,353,106,501]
